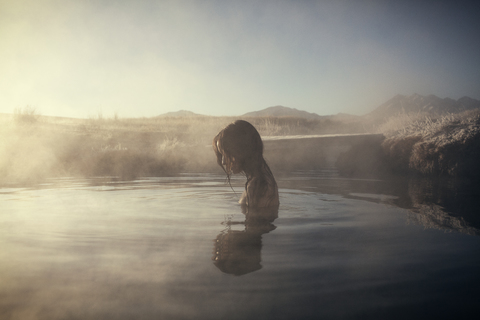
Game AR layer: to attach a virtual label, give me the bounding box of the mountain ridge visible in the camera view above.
[241,105,324,119]
[367,94,480,118]
[156,94,480,119]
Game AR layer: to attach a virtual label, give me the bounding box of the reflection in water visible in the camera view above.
[406,177,480,235]
[278,171,480,236]
[213,206,278,276]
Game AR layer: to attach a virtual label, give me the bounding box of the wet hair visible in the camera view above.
[213,120,264,177]
[213,120,279,208]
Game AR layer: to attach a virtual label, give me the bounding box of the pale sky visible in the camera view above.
[1,0,479,118]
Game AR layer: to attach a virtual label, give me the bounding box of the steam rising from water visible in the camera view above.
[0,113,369,184]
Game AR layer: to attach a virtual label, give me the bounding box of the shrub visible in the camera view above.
[380,110,480,178]
[14,106,40,125]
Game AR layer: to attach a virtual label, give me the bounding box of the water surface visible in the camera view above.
[1,172,479,319]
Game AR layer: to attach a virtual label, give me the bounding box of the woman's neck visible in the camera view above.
[243,159,265,180]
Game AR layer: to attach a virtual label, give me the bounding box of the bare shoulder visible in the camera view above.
[239,190,247,206]
[245,176,279,208]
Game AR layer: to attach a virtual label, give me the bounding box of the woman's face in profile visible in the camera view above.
[222,154,242,174]
[217,140,243,174]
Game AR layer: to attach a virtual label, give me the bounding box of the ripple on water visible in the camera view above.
[0,174,479,320]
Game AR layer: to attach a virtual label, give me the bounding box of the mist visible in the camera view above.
[1,108,376,184]
[3,103,480,186]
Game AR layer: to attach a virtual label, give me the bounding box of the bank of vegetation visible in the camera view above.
[337,109,480,179]
[0,108,365,184]
[1,106,479,184]
[380,109,480,178]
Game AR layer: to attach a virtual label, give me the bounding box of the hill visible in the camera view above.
[157,110,206,118]
[242,106,324,119]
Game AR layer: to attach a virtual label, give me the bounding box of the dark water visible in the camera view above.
[1,171,479,320]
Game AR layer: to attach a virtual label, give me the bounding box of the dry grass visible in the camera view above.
[0,109,368,184]
[380,110,480,177]
[336,109,480,178]
[0,114,223,183]
[378,110,474,138]
[5,105,477,183]
[13,106,40,124]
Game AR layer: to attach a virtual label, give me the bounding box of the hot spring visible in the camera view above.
[1,171,479,319]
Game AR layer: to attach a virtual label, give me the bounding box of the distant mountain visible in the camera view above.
[157,110,205,118]
[242,106,324,119]
[156,94,480,121]
[368,94,480,118]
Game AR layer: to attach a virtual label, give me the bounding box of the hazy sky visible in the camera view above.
[1,0,479,118]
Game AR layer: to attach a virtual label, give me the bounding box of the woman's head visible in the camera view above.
[213,120,264,175]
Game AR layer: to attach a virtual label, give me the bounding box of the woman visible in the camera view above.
[213,120,279,208]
